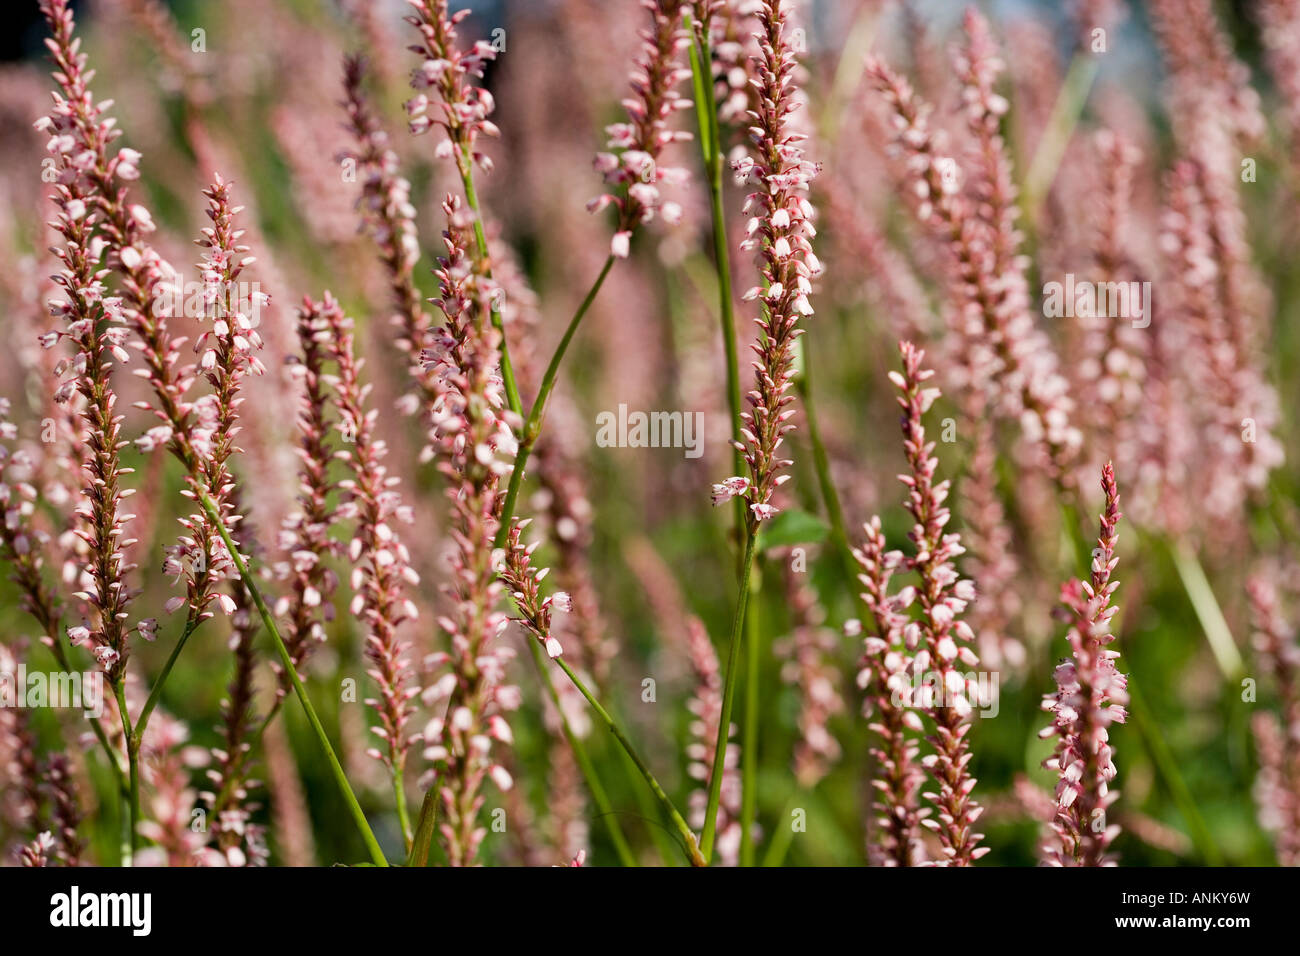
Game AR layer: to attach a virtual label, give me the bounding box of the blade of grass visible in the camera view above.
[700,526,756,861]
[1169,541,1244,680]
[526,639,637,867]
[198,490,388,866]
[550,655,705,866]
[493,255,616,549]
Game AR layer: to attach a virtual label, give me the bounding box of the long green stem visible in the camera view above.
[457,157,522,418]
[493,255,616,549]
[198,490,388,866]
[1023,53,1099,222]
[551,656,704,866]
[393,771,412,853]
[795,348,858,585]
[119,614,204,862]
[740,570,760,865]
[113,680,137,862]
[406,789,437,867]
[1169,541,1244,679]
[700,526,756,862]
[527,640,637,867]
[133,616,200,744]
[761,788,801,867]
[687,18,745,539]
[690,11,766,868]
[1127,676,1222,864]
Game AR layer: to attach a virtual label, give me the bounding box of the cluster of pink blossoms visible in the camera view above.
[712,0,822,524]
[588,0,694,258]
[1040,463,1127,866]
[418,198,520,866]
[404,0,500,171]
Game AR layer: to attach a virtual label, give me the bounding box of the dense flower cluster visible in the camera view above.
[2,0,1299,875]
[404,0,500,171]
[419,198,520,866]
[588,0,693,258]
[867,36,1079,485]
[713,0,821,523]
[323,295,421,788]
[1040,463,1127,866]
[856,343,985,866]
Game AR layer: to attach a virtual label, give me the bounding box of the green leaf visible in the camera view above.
[757,508,829,550]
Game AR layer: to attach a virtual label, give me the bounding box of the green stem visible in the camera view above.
[493,255,616,549]
[133,615,200,744]
[393,770,412,853]
[761,788,801,867]
[700,526,756,862]
[740,571,760,866]
[457,157,522,419]
[687,17,745,539]
[406,789,437,867]
[197,490,388,866]
[527,640,637,867]
[795,347,858,584]
[1169,541,1244,679]
[551,656,704,866]
[113,680,137,863]
[1023,53,1099,222]
[1127,677,1222,865]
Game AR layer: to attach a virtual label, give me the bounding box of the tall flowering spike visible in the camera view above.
[1258,0,1300,159]
[419,197,519,867]
[534,423,618,686]
[0,400,64,646]
[37,0,198,475]
[183,179,269,868]
[1158,163,1281,524]
[685,617,742,866]
[588,0,693,257]
[1149,0,1265,148]
[44,753,83,866]
[890,341,985,865]
[714,0,820,523]
[37,34,139,680]
[340,55,435,409]
[960,409,1025,674]
[693,0,761,129]
[866,51,1079,483]
[164,177,266,627]
[137,712,212,867]
[498,518,568,659]
[272,298,342,687]
[852,517,927,866]
[1074,130,1148,487]
[0,644,44,844]
[404,0,501,170]
[1246,574,1300,865]
[1040,462,1127,867]
[320,294,421,784]
[1149,0,1281,521]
